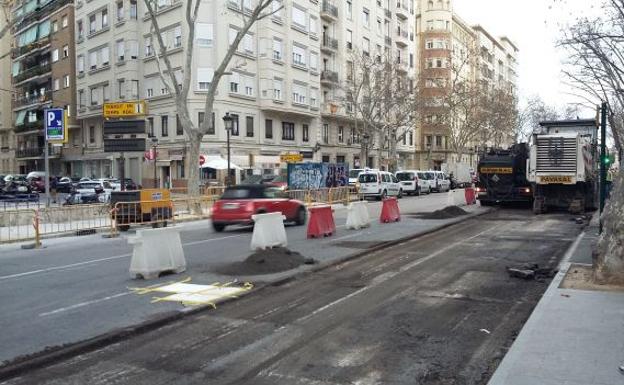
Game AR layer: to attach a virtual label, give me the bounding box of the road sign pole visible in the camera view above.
[44,137,50,207]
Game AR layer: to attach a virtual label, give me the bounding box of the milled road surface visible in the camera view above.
[1,209,582,385]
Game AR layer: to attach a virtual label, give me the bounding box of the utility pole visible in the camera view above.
[599,102,607,234]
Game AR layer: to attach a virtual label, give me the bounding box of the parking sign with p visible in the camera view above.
[44,108,65,141]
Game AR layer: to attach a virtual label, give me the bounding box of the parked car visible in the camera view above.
[395,170,431,195]
[348,168,366,187]
[211,185,307,232]
[56,177,77,193]
[358,170,402,200]
[427,171,451,193]
[263,175,288,190]
[122,178,138,190]
[28,176,46,192]
[76,181,114,202]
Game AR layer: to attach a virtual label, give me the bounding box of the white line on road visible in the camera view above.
[39,292,130,317]
[0,254,131,281]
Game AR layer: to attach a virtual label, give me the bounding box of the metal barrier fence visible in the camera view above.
[169,186,226,197]
[287,186,353,206]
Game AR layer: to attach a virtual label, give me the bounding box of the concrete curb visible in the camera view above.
[0,207,492,380]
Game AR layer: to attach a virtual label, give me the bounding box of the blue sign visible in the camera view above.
[44,108,64,141]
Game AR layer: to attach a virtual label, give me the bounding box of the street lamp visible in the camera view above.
[362,134,370,168]
[151,137,158,188]
[222,113,233,186]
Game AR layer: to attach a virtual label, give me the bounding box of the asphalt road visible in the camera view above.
[0,209,582,385]
[0,191,484,363]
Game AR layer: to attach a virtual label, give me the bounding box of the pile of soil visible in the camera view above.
[411,206,469,220]
[216,247,316,276]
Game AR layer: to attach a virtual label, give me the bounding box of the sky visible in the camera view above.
[452,0,600,112]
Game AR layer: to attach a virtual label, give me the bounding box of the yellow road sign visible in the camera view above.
[479,167,513,174]
[103,101,147,118]
[540,175,574,184]
[280,154,303,163]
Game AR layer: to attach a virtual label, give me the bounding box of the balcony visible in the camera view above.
[320,70,339,86]
[396,29,408,47]
[13,0,72,33]
[13,90,52,109]
[321,36,338,53]
[15,145,61,159]
[14,120,43,134]
[396,1,409,19]
[12,36,51,59]
[395,59,408,73]
[320,1,338,21]
[13,63,51,84]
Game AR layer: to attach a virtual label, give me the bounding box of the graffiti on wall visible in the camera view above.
[287,163,349,190]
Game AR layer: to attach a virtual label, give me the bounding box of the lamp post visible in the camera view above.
[426,141,432,170]
[151,137,158,188]
[222,113,233,186]
[362,134,370,168]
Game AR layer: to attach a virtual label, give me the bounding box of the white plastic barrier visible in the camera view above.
[345,201,371,230]
[446,189,466,207]
[128,226,186,279]
[250,212,287,250]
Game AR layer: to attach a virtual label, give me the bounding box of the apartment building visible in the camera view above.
[11,0,77,174]
[1,9,15,173]
[414,0,518,170]
[319,0,417,170]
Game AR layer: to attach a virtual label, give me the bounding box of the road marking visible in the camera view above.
[184,233,248,247]
[39,292,130,317]
[295,224,498,324]
[0,254,131,281]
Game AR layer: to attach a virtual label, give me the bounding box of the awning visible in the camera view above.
[200,156,242,170]
[15,110,26,125]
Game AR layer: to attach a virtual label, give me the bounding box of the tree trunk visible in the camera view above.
[593,172,624,284]
[186,131,203,196]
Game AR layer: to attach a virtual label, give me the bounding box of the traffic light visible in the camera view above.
[602,150,613,165]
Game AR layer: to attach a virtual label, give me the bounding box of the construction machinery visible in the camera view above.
[476,143,532,206]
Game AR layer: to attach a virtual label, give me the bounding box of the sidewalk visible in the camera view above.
[488,215,624,385]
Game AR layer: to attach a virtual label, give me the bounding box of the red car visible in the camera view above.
[211,185,307,232]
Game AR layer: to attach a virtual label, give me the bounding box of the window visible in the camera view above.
[146,79,154,97]
[161,115,168,137]
[63,45,69,58]
[273,38,282,60]
[362,8,370,27]
[244,75,254,96]
[77,20,83,39]
[176,115,183,135]
[322,124,328,143]
[63,75,69,88]
[309,16,318,36]
[130,0,137,19]
[282,122,295,140]
[229,72,239,93]
[310,52,318,70]
[346,29,352,49]
[117,1,124,20]
[145,37,153,56]
[303,124,309,142]
[127,40,138,59]
[117,40,125,61]
[89,51,97,70]
[89,15,96,34]
[409,131,413,146]
[77,55,85,73]
[102,9,108,28]
[436,135,442,147]
[310,88,318,107]
[62,15,68,28]
[292,6,306,30]
[377,18,382,35]
[242,33,253,54]
[89,126,95,144]
[292,84,306,105]
[346,0,352,20]
[362,37,370,54]
[53,78,60,91]
[198,111,215,135]
[173,26,182,47]
[103,84,110,101]
[292,45,306,66]
[51,20,58,33]
[118,79,125,98]
[265,119,273,139]
[147,117,154,137]
[273,79,282,100]
[197,67,213,91]
[230,114,239,136]
[426,20,433,31]
[131,80,139,98]
[346,60,353,80]
[52,49,59,62]
[90,87,98,104]
[196,23,213,47]
[425,135,432,147]
[338,126,344,143]
[101,46,110,66]
[78,89,85,108]
[246,116,254,137]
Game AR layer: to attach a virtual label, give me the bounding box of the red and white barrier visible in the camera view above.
[464,188,476,205]
[307,205,336,238]
[346,201,371,230]
[380,197,401,223]
[251,212,287,250]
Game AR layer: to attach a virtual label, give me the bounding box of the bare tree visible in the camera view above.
[557,0,624,284]
[143,0,279,195]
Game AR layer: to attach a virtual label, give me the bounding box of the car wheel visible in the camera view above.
[398,189,403,199]
[295,206,307,226]
[213,223,225,232]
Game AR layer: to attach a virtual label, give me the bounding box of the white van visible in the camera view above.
[429,171,451,192]
[358,170,402,200]
[395,170,430,195]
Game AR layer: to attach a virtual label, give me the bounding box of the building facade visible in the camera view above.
[11,0,77,174]
[1,6,15,173]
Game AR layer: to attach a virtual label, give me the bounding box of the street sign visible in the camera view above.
[103,119,146,135]
[199,155,206,166]
[44,108,65,141]
[280,153,303,163]
[103,138,146,152]
[103,101,147,118]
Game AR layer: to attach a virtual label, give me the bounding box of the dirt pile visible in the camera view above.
[217,247,316,276]
[412,206,469,220]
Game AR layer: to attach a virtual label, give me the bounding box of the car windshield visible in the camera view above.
[221,187,265,199]
[79,183,99,189]
[358,174,377,183]
[396,172,414,181]
[349,170,363,178]
[264,187,286,198]
[425,173,435,180]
